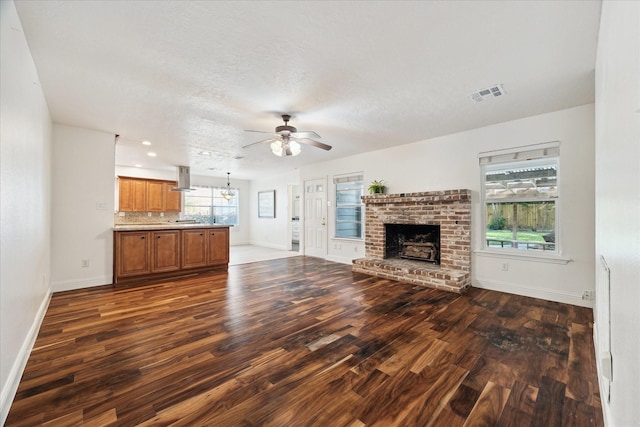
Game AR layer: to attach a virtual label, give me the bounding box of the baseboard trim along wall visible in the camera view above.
[0,289,52,425]
[326,255,355,265]
[474,277,591,308]
[51,275,113,292]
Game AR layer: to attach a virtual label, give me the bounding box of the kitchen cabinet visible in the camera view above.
[182,229,207,269]
[147,181,165,212]
[182,228,230,268]
[118,177,181,212]
[119,178,147,212]
[114,226,230,285]
[207,228,229,265]
[115,231,151,277]
[165,183,181,212]
[151,230,181,273]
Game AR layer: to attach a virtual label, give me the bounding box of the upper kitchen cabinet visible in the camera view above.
[118,177,182,212]
[164,182,181,212]
[118,177,147,212]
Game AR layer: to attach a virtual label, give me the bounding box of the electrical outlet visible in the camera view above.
[582,290,595,301]
[148,212,152,217]
[81,259,90,268]
[501,263,509,271]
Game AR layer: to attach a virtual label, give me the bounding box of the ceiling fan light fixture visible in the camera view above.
[221,172,235,200]
[270,139,301,157]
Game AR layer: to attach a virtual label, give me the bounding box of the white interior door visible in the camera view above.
[304,177,327,258]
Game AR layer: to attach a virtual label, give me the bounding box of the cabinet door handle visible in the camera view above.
[211,232,215,235]
[157,236,161,238]
[199,233,203,236]
[141,236,145,239]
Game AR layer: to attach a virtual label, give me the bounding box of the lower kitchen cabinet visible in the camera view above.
[207,228,229,265]
[182,229,208,269]
[151,230,181,272]
[115,231,151,277]
[182,228,230,268]
[114,227,230,285]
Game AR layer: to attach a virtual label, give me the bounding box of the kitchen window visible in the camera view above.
[334,173,364,239]
[480,143,559,253]
[183,186,239,225]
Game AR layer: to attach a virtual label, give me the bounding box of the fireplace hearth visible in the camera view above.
[385,224,440,264]
[352,189,471,293]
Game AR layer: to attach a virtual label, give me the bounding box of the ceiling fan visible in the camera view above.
[243,114,332,157]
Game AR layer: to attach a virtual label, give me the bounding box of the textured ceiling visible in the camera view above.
[14,0,601,180]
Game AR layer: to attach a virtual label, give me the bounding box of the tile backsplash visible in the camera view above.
[114,212,181,225]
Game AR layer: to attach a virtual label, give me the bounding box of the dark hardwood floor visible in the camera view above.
[7,257,602,426]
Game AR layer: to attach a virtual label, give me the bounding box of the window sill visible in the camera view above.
[332,237,364,242]
[474,249,571,264]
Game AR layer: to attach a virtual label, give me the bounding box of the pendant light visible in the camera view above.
[221,172,235,200]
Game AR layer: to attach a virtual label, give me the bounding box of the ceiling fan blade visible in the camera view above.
[244,129,276,135]
[242,138,279,149]
[297,138,332,151]
[292,130,321,139]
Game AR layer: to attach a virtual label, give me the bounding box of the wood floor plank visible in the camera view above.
[6,257,602,426]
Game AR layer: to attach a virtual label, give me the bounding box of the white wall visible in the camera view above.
[249,170,300,250]
[594,1,640,425]
[0,1,53,422]
[51,124,115,292]
[301,104,595,307]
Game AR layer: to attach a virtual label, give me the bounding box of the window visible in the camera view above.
[334,174,364,239]
[481,143,559,252]
[183,186,239,225]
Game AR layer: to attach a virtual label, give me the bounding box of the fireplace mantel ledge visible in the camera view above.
[361,189,471,204]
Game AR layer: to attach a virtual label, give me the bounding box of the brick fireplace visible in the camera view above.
[352,189,471,293]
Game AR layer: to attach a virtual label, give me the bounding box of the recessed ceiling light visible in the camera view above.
[199,151,211,156]
[142,140,152,146]
[147,152,156,157]
[135,164,142,167]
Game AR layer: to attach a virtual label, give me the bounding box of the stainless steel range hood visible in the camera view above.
[171,166,194,192]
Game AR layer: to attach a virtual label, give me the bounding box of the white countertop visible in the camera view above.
[114,223,231,231]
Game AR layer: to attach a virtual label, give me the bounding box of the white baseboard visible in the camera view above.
[0,289,52,425]
[51,275,112,292]
[473,277,592,308]
[326,255,355,265]
[247,241,289,251]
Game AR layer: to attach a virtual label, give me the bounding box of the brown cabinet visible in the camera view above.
[151,230,181,272]
[115,231,151,277]
[119,178,147,212]
[114,227,229,285]
[165,183,181,212]
[182,229,207,269]
[118,177,181,212]
[207,228,229,265]
[147,181,165,212]
[182,228,230,268]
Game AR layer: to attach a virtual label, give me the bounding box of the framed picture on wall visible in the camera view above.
[258,190,275,218]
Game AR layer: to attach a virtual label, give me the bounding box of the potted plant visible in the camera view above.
[368,179,386,194]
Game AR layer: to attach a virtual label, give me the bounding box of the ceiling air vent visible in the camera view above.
[471,84,506,102]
